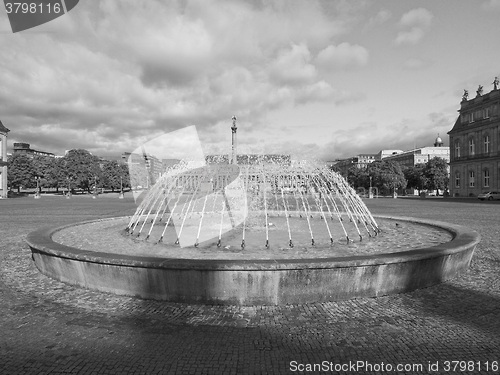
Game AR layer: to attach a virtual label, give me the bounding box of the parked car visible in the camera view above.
[478,191,500,201]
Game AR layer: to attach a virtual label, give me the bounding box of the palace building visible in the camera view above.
[448,79,500,197]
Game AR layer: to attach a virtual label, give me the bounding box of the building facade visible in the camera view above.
[122,151,165,189]
[332,139,449,176]
[0,121,9,198]
[332,154,377,176]
[381,137,449,168]
[448,82,500,197]
[13,142,54,158]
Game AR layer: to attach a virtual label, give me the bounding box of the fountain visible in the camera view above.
[126,159,380,249]
[27,123,480,305]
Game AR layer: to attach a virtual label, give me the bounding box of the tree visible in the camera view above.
[50,157,70,192]
[119,163,131,189]
[366,160,406,195]
[63,149,101,193]
[404,164,427,194]
[31,155,67,192]
[7,153,34,192]
[101,160,122,191]
[329,164,342,174]
[345,166,363,187]
[423,157,449,195]
[32,155,52,191]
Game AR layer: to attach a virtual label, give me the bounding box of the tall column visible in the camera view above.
[0,122,10,198]
[231,115,237,164]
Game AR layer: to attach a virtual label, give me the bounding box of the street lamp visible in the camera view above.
[66,176,72,199]
[34,176,40,199]
[93,175,98,199]
[119,175,124,199]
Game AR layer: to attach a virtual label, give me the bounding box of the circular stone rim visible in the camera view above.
[26,215,480,271]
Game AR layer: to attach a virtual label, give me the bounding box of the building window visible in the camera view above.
[484,135,490,153]
[485,107,490,118]
[469,170,475,187]
[455,172,460,188]
[484,169,490,187]
[469,138,475,156]
[470,112,474,123]
[455,141,461,158]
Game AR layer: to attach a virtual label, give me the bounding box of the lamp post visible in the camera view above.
[34,176,40,199]
[119,175,124,199]
[66,177,72,199]
[93,175,98,199]
[369,176,373,199]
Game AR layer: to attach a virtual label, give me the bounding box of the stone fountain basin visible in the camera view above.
[27,216,480,305]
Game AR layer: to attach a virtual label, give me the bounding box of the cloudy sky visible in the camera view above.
[1,0,500,161]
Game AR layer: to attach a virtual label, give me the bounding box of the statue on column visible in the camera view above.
[231,116,237,134]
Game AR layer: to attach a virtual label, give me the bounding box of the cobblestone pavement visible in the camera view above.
[0,196,499,374]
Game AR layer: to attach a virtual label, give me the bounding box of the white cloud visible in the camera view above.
[269,44,317,85]
[295,81,334,104]
[316,43,369,70]
[396,8,433,45]
[367,9,392,27]
[399,8,433,28]
[396,28,425,46]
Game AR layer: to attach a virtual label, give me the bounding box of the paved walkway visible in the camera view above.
[0,196,499,374]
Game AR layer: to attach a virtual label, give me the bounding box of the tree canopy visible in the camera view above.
[365,160,407,194]
[403,164,427,193]
[7,153,34,192]
[423,157,449,194]
[63,149,102,192]
[7,149,131,193]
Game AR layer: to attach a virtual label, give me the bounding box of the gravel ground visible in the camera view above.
[0,195,499,374]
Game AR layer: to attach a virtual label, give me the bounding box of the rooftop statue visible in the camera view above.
[493,76,499,90]
[476,85,483,97]
[461,89,468,102]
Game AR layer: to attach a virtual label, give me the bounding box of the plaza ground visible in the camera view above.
[0,195,499,374]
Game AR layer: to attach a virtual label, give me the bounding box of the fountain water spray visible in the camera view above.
[127,158,380,248]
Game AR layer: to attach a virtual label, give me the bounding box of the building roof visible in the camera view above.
[448,88,500,134]
[0,120,10,134]
[447,116,461,134]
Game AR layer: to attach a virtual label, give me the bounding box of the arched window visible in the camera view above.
[469,138,475,156]
[484,169,490,187]
[469,170,475,187]
[455,171,460,188]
